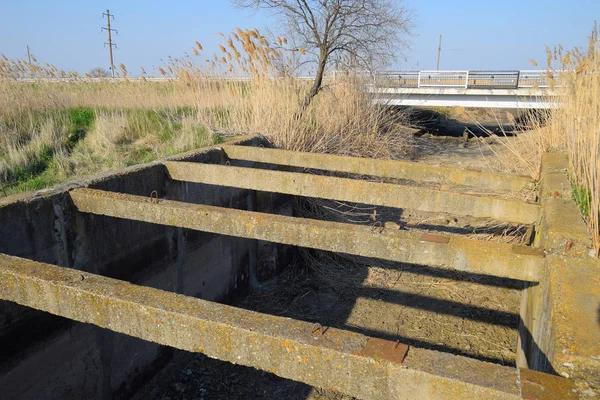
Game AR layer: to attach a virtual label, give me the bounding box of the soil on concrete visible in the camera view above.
[158,110,531,400]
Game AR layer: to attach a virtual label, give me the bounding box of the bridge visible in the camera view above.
[370,70,559,109]
[10,69,559,109]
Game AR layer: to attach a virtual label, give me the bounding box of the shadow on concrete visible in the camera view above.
[136,192,542,399]
[403,222,530,239]
[519,317,558,376]
[147,243,555,400]
[239,252,523,361]
[315,251,531,290]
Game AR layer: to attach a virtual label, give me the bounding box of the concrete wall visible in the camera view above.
[0,136,294,399]
[518,153,600,397]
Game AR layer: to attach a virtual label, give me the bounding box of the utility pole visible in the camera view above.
[436,34,442,70]
[26,45,32,64]
[102,9,117,78]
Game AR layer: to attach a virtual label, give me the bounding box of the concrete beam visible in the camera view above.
[368,87,557,109]
[70,189,543,281]
[0,253,576,400]
[374,97,554,109]
[221,145,533,192]
[165,161,540,225]
[370,88,554,97]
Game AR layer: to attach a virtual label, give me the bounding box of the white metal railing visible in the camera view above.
[517,70,553,88]
[417,70,469,88]
[374,70,556,90]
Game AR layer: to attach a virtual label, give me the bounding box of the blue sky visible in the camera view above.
[1,0,598,74]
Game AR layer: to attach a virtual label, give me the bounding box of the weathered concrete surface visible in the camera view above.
[70,188,544,281]
[536,153,594,256]
[522,152,600,397]
[0,135,293,399]
[519,367,579,400]
[0,253,578,400]
[165,161,540,225]
[222,144,534,191]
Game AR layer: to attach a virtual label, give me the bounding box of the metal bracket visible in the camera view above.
[360,337,409,364]
[421,233,450,244]
[512,245,545,257]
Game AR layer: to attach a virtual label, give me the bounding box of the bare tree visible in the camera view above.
[233,0,413,109]
[89,67,111,78]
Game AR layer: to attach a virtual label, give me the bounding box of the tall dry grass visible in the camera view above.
[0,28,411,195]
[496,24,600,253]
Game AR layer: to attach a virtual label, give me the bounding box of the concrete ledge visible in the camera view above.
[0,254,577,400]
[69,188,544,281]
[541,256,600,388]
[536,153,593,256]
[525,152,600,397]
[221,144,534,192]
[165,161,540,225]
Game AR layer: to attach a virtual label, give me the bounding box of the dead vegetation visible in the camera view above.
[492,24,600,253]
[0,28,412,196]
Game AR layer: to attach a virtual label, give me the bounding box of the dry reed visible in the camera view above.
[0,28,411,195]
[495,24,600,253]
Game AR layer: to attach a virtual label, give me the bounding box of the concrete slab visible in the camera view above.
[0,253,575,400]
[222,145,533,192]
[165,161,540,225]
[69,188,544,281]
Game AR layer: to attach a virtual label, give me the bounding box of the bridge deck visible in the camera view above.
[372,70,558,108]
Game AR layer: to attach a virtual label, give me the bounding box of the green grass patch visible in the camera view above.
[0,107,226,197]
[572,183,591,218]
[67,108,94,149]
[213,134,225,144]
[10,145,53,182]
[125,109,180,143]
[4,173,58,195]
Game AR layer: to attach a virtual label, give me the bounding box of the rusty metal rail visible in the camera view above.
[69,188,543,281]
[165,161,540,225]
[0,253,575,400]
[221,145,534,192]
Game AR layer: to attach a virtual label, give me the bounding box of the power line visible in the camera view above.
[101,9,118,78]
[436,34,442,70]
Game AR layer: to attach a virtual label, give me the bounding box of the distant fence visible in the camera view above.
[374,70,555,90]
[10,70,557,89]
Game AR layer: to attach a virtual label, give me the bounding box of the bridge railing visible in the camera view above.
[418,70,469,88]
[517,70,554,88]
[374,70,554,90]
[468,71,519,89]
[374,71,420,88]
